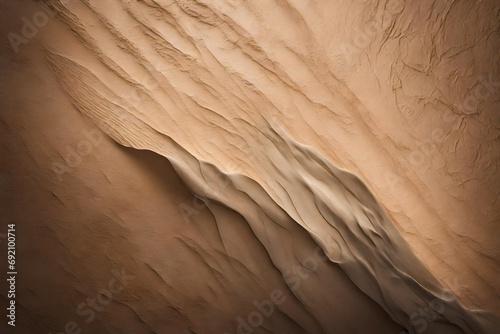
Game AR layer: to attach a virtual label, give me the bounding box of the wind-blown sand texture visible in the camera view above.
[1,0,499,333]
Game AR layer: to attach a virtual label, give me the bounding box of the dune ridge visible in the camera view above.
[45,44,499,332]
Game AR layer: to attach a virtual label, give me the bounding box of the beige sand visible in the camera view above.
[0,0,499,333]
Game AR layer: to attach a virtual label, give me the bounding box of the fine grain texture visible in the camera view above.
[0,0,499,333]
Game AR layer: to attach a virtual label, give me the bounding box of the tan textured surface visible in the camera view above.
[0,0,499,333]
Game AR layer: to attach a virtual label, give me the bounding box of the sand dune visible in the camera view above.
[0,0,499,333]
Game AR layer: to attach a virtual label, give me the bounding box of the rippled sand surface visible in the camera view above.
[1,1,499,333]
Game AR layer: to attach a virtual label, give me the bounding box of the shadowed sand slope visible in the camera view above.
[0,0,499,333]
